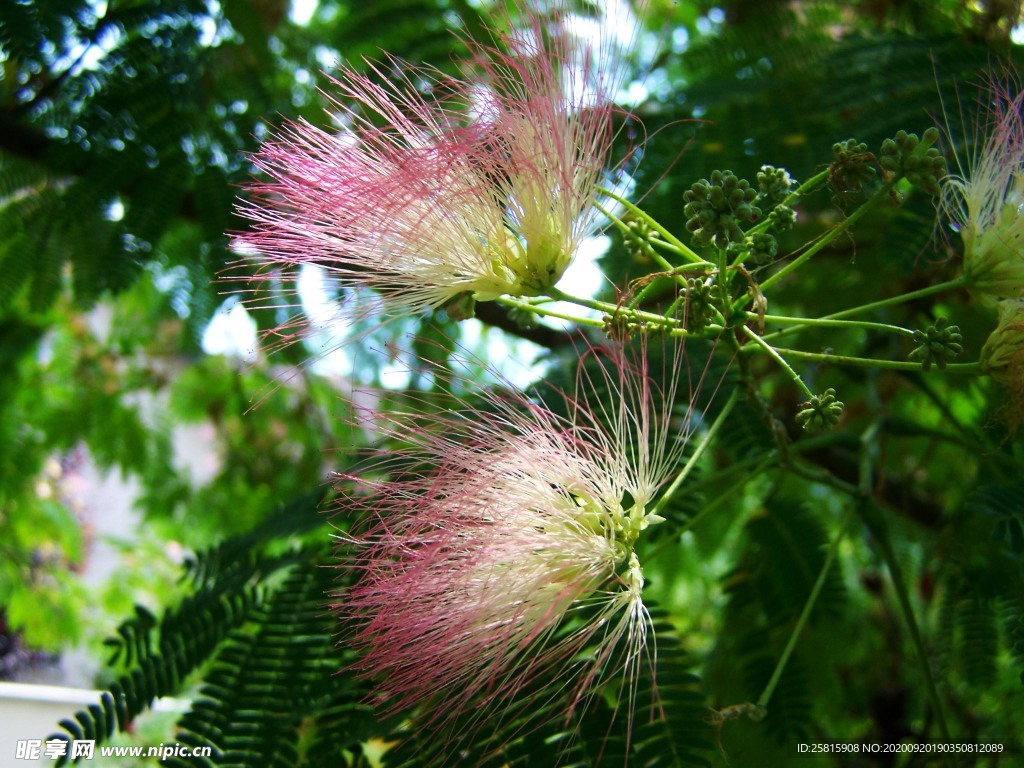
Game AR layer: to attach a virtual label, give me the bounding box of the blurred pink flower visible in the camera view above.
[233,5,632,346]
[335,339,701,743]
[942,78,1024,304]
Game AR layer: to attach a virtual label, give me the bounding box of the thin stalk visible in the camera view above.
[785,448,955,747]
[628,277,668,311]
[547,285,636,316]
[822,275,969,321]
[757,313,916,341]
[648,388,740,522]
[787,461,861,497]
[758,178,899,293]
[626,262,716,312]
[671,451,780,499]
[648,237,716,263]
[598,187,708,264]
[742,344,983,375]
[759,276,971,343]
[495,296,605,329]
[756,509,851,711]
[546,286,698,335]
[645,455,777,565]
[717,246,732,323]
[595,200,681,276]
[739,326,815,398]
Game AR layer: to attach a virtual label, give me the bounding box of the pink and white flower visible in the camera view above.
[233,5,632,343]
[942,79,1024,304]
[334,339,703,742]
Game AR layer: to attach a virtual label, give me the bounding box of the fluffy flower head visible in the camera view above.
[942,79,1024,304]
[335,338,707,746]
[234,4,634,338]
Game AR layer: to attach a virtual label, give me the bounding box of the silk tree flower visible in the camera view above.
[233,5,632,340]
[334,340,702,744]
[942,80,1024,304]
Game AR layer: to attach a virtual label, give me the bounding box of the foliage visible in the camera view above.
[0,0,1022,767]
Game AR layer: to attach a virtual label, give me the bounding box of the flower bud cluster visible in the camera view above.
[681,276,723,332]
[757,165,795,202]
[684,170,762,248]
[909,318,963,371]
[879,128,946,195]
[796,388,845,430]
[829,139,876,194]
[622,216,655,261]
[727,232,779,268]
[768,205,797,231]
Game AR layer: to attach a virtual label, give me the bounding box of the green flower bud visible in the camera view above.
[796,388,845,430]
[681,277,721,333]
[757,165,795,202]
[622,217,654,260]
[879,128,946,195]
[829,139,876,194]
[745,232,778,266]
[908,318,963,371]
[683,170,762,249]
[768,205,797,232]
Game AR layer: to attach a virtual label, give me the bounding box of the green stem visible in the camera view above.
[626,262,715,312]
[787,444,955,748]
[739,326,815,398]
[648,388,740,522]
[758,178,899,293]
[756,509,851,710]
[787,460,861,497]
[757,313,916,342]
[717,247,732,323]
[546,286,705,336]
[670,451,780,499]
[822,275,969,321]
[595,200,681,276]
[648,237,714,263]
[546,286,632,316]
[598,187,708,265]
[495,296,605,329]
[742,344,983,374]
[647,426,870,589]
[628,277,667,311]
[759,276,971,344]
